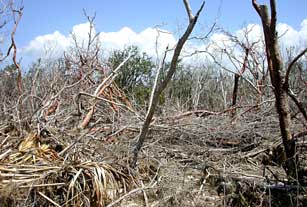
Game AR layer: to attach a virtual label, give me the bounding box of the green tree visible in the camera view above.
[108,46,154,104]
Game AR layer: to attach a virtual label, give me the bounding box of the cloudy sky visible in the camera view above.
[2,0,307,68]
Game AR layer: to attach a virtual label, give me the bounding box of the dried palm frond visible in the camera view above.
[18,132,39,152]
[8,132,61,164]
[65,162,135,206]
[0,161,136,207]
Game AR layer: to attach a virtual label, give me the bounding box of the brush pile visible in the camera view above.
[0,34,306,206]
[1,105,307,206]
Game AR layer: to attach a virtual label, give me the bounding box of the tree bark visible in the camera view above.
[231,73,240,115]
[252,0,297,179]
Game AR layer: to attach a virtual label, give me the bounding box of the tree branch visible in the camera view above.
[131,0,205,168]
[252,0,261,17]
[284,47,307,86]
[11,7,24,96]
[183,0,194,21]
[287,90,307,122]
[269,0,277,33]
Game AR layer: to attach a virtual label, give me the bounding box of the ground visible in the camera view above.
[0,106,306,206]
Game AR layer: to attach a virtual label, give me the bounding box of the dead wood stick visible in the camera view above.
[38,191,61,207]
[79,54,131,129]
[131,0,206,168]
[94,54,132,96]
[106,183,157,207]
[161,110,219,121]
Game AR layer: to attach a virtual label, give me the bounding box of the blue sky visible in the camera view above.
[1,0,306,68]
[15,0,307,47]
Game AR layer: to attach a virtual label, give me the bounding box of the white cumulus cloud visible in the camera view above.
[21,18,307,66]
[21,23,177,62]
[23,31,69,59]
[99,27,177,58]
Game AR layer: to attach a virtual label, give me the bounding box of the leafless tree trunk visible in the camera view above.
[231,74,239,111]
[191,72,203,109]
[131,0,205,168]
[231,48,249,116]
[252,0,307,180]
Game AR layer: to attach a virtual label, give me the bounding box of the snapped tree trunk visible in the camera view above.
[231,48,249,116]
[231,73,240,116]
[252,0,297,179]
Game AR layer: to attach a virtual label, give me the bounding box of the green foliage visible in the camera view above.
[132,86,151,105]
[108,46,155,104]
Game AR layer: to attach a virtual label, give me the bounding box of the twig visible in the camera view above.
[106,182,157,207]
[58,129,90,156]
[38,191,61,207]
[0,149,12,160]
[141,181,149,206]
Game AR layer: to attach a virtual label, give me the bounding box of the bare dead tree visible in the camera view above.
[0,1,23,96]
[204,48,260,97]
[225,27,269,106]
[252,0,307,180]
[285,48,307,122]
[0,1,24,129]
[221,28,266,115]
[65,11,102,87]
[131,0,206,168]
